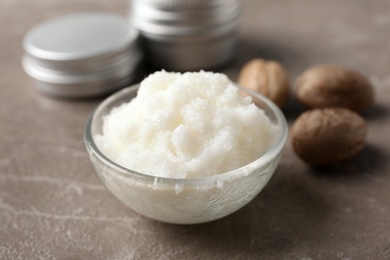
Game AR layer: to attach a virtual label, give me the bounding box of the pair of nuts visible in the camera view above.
[238,59,374,166]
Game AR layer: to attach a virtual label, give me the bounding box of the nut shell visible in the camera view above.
[238,59,290,108]
[295,65,374,112]
[291,108,368,166]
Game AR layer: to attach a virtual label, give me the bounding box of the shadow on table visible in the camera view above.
[361,103,389,122]
[283,101,390,123]
[309,143,388,178]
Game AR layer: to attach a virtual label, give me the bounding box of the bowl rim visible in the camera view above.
[84,83,288,185]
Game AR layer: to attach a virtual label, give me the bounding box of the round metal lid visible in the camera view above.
[133,0,240,24]
[24,12,138,61]
[135,0,228,9]
[131,0,240,36]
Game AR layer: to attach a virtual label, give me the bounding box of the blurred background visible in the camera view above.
[1,0,389,259]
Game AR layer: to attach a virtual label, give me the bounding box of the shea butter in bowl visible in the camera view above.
[84,71,288,224]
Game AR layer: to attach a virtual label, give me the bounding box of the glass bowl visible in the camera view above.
[84,83,288,224]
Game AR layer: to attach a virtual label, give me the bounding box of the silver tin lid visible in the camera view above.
[130,0,240,71]
[133,4,240,35]
[132,0,240,35]
[23,12,143,98]
[137,0,228,8]
[24,12,138,61]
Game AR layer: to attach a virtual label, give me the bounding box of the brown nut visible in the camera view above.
[238,59,290,108]
[291,108,368,166]
[295,65,374,112]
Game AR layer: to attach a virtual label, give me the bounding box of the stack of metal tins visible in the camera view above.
[131,0,241,71]
[23,13,142,98]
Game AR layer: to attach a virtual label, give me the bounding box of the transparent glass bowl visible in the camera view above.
[84,84,288,224]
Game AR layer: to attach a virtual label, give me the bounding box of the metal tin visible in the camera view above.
[130,0,241,71]
[133,0,239,26]
[23,12,143,98]
[144,32,237,71]
[139,0,228,8]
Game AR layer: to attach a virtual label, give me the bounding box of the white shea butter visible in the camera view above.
[95,71,277,178]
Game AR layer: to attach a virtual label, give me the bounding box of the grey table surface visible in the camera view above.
[1,0,390,259]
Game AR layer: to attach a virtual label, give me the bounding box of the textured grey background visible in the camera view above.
[1,0,390,259]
